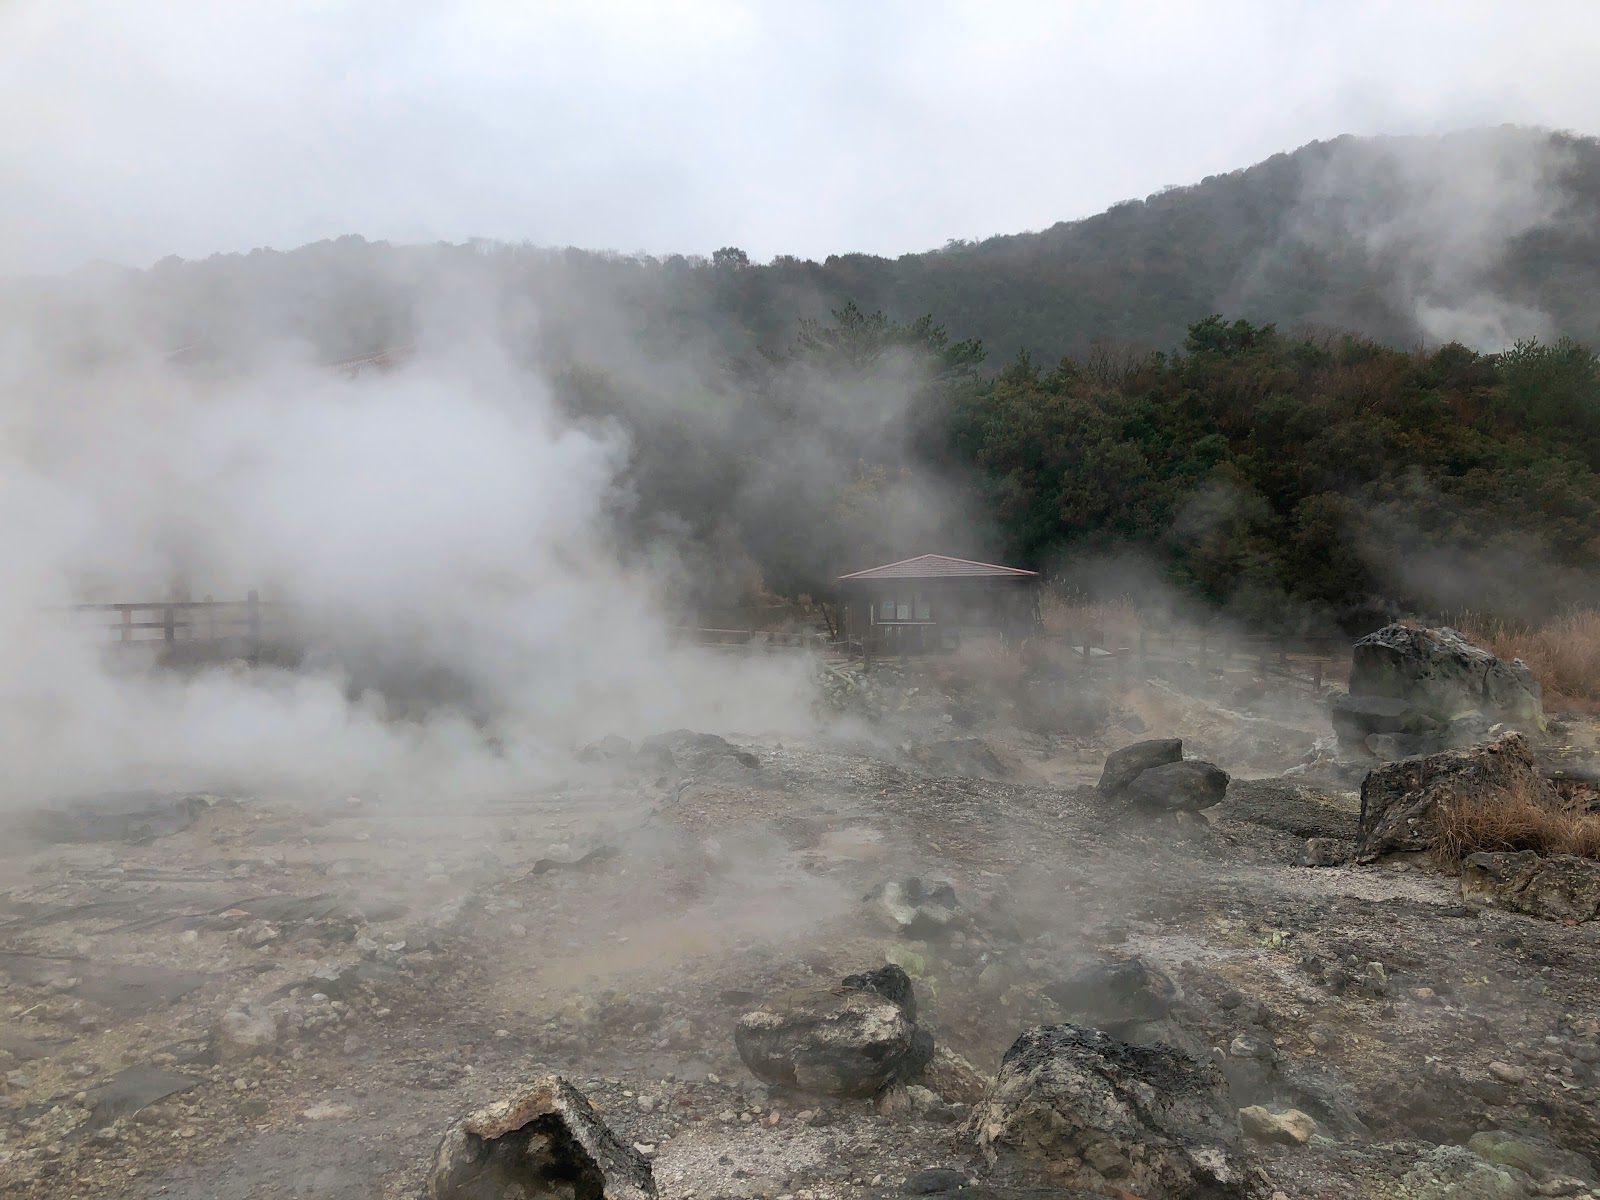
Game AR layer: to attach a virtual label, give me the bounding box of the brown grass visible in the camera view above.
[1455,607,1600,706]
[1434,776,1600,863]
[1039,588,1142,644]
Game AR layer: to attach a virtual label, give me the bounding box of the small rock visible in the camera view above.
[901,1168,968,1195]
[214,1005,278,1062]
[1487,1061,1529,1085]
[1238,1105,1317,1146]
[301,1101,354,1121]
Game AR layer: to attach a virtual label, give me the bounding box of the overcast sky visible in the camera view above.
[2,0,1598,275]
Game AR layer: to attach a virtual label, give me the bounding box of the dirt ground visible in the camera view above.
[2,655,1597,1200]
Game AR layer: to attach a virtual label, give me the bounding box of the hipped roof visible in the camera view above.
[837,554,1039,582]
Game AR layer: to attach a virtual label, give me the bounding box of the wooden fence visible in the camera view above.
[1052,627,1348,692]
[67,592,283,648]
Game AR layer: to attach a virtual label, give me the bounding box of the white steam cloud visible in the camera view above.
[0,326,814,806]
[1281,127,1579,348]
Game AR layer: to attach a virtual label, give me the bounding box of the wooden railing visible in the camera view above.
[68,592,284,646]
[670,627,841,653]
[1051,627,1349,692]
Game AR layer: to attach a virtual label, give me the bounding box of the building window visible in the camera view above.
[879,600,897,621]
[914,597,931,621]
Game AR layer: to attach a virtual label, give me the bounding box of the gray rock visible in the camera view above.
[213,1004,279,1062]
[1124,760,1230,812]
[735,966,933,1098]
[1357,732,1548,860]
[868,878,964,939]
[1298,837,1348,867]
[1466,1131,1596,1185]
[1097,738,1183,795]
[1042,957,1178,1032]
[1351,624,1544,729]
[1461,852,1600,924]
[1238,1105,1317,1145]
[429,1075,656,1200]
[1397,1144,1535,1200]
[1332,693,1441,746]
[972,1023,1258,1199]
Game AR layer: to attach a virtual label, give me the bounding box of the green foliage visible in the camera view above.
[950,319,1600,627]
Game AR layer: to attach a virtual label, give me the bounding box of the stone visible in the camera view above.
[1350,624,1544,729]
[972,1023,1256,1199]
[302,1100,355,1120]
[428,1075,656,1200]
[213,1004,279,1062]
[1097,738,1183,796]
[1042,956,1178,1034]
[1397,1144,1535,1200]
[1238,1106,1317,1146]
[735,966,933,1098]
[1298,837,1348,867]
[1331,693,1441,748]
[1461,853,1600,924]
[920,1046,988,1105]
[1356,732,1547,860]
[1466,1131,1595,1185]
[576,734,632,763]
[868,878,964,939]
[1123,759,1231,812]
[1486,1062,1529,1085]
[900,1167,969,1195]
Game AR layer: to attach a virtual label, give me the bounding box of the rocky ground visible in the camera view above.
[1,650,1597,1199]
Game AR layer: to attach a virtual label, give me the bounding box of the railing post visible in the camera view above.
[120,607,132,643]
[246,590,261,658]
[163,605,175,642]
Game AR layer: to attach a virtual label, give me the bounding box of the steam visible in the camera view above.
[0,325,815,806]
[1260,127,1583,349]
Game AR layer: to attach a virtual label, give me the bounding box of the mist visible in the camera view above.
[0,317,819,806]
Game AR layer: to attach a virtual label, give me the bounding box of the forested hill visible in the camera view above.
[10,127,1600,371]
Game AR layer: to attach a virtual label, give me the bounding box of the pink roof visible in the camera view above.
[838,554,1039,582]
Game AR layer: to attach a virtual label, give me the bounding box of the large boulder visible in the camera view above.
[429,1076,655,1200]
[973,1024,1257,1199]
[1356,732,1547,860]
[1461,851,1600,923]
[1124,760,1231,813]
[734,964,933,1098]
[1330,694,1441,751]
[1350,624,1544,729]
[1097,738,1183,795]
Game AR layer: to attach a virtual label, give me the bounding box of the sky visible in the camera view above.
[2,0,1599,275]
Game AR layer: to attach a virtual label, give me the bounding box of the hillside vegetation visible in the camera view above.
[10,126,1600,630]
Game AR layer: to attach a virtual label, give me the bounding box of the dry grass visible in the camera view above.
[1039,588,1142,644]
[1455,607,1600,706]
[1435,776,1600,862]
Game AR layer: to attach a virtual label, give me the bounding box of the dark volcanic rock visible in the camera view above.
[1330,693,1441,749]
[1043,957,1177,1027]
[1356,731,1549,859]
[736,967,934,1098]
[429,1075,655,1200]
[1461,851,1600,923]
[1350,623,1544,729]
[841,963,919,1022]
[973,1024,1256,1199]
[1097,738,1183,795]
[1124,760,1230,812]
